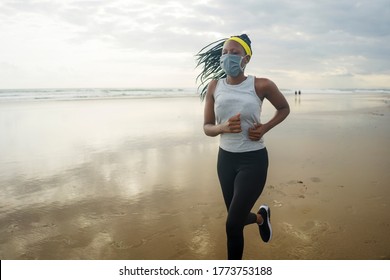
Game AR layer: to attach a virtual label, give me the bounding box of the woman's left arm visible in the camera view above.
[248,78,290,141]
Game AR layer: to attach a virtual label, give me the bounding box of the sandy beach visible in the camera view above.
[0,91,389,260]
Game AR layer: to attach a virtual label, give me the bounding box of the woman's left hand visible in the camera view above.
[248,123,267,141]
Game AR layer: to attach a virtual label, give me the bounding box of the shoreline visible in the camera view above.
[1,88,389,104]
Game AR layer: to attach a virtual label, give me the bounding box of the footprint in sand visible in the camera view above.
[112,238,147,250]
[310,177,321,183]
[266,185,287,197]
[189,225,212,257]
[281,222,311,242]
[281,220,330,258]
[287,180,303,185]
[272,189,287,197]
[284,180,311,198]
[282,221,330,242]
[6,223,19,233]
[130,239,148,249]
[272,200,283,207]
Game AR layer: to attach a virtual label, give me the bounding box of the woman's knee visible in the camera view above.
[225,218,243,237]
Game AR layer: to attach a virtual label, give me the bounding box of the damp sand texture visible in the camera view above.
[0,92,389,259]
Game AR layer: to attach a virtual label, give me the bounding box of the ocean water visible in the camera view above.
[0,88,198,102]
[0,87,389,102]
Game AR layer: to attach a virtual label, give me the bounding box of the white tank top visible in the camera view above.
[214,75,265,152]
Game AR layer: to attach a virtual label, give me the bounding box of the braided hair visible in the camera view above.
[195,34,252,100]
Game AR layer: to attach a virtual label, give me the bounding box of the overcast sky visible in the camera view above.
[0,0,389,90]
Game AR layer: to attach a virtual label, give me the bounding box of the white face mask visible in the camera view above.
[220,54,245,77]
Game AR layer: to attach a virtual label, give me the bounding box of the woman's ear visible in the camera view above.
[241,55,250,70]
[243,55,251,64]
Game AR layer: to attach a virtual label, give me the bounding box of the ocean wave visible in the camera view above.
[0,88,198,102]
[0,87,389,102]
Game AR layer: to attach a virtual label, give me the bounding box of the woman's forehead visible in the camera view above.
[223,40,245,53]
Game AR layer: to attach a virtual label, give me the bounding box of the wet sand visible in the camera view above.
[0,92,389,259]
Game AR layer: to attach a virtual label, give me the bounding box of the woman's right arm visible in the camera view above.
[203,80,241,137]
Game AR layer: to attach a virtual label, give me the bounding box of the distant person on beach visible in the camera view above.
[196,34,290,260]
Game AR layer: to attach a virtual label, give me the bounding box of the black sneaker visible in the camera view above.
[258,205,272,242]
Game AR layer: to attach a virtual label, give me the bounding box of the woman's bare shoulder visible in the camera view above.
[208,79,218,89]
[254,77,278,98]
[255,77,276,89]
[205,79,219,99]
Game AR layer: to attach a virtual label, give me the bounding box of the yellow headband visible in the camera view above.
[227,37,252,56]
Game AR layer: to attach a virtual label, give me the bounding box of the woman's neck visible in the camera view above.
[226,74,247,85]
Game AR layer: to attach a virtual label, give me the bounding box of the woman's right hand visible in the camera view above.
[222,113,242,133]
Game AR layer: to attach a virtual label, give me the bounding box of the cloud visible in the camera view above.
[0,0,389,88]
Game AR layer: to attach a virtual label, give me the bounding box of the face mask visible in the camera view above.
[220,54,245,77]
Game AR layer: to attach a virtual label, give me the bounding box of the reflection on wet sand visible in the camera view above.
[1,94,390,259]
[1,116,224,258]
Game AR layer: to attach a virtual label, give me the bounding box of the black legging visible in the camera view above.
[217,147,269,260]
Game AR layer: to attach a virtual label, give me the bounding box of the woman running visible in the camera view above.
[196,34,290,260]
